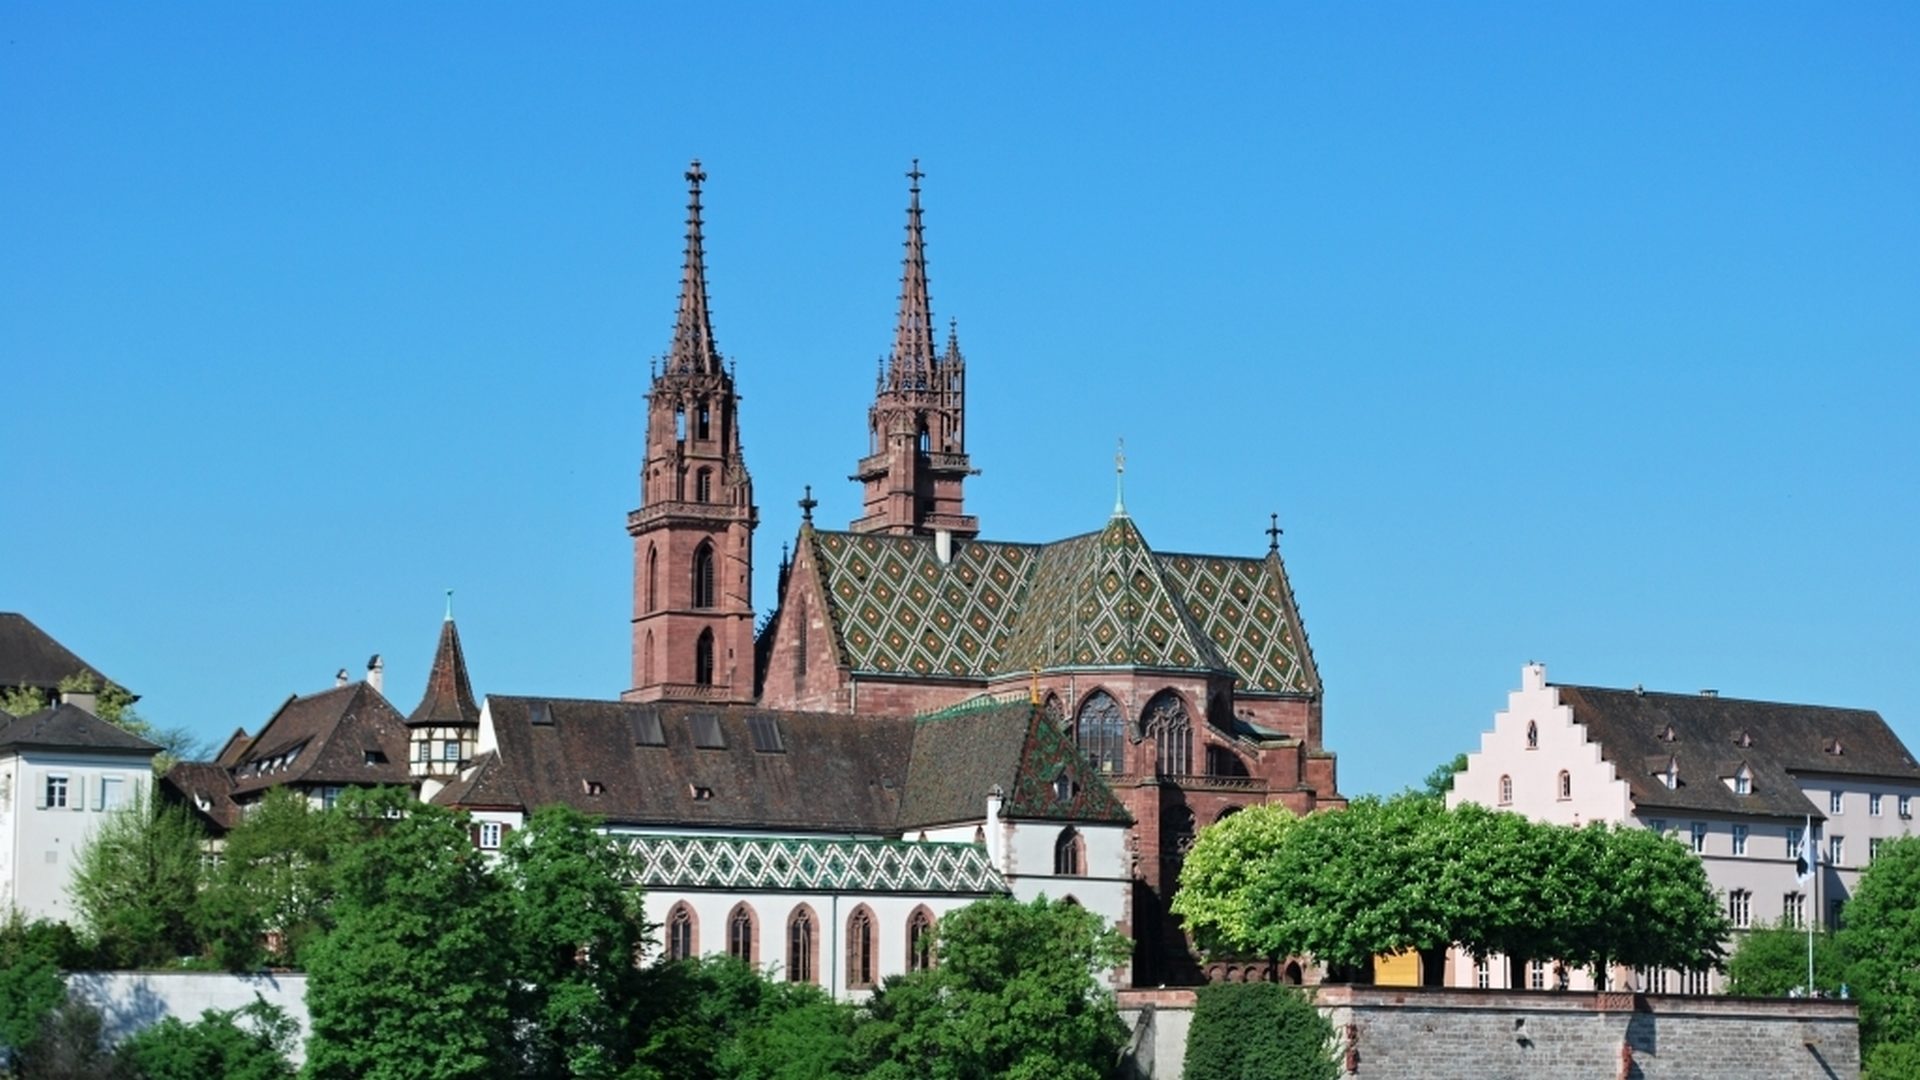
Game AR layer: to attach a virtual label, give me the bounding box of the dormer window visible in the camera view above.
[689,785,713,802]
[1659,724,1678,743]
[1826,739,1845,756]
[1052,772,1074,803]
[583,779,606,797]
[1732,765,1752,796]
[1735,730,1754,748]
[1661,759,1679,790]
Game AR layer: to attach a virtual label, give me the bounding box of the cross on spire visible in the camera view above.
[1266,513,1283,554]
[444,588,455,622]
[888,160,936,389]
[798,484,817,523]
[1113,438,1127,515]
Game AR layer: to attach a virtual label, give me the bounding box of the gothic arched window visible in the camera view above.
[666,903,696,961]
[692,542,716,609]
[847,906,876,989]
[1558,770,1572,800]
[1042,693,1064,731]
[727,904,756,964]
[1499,774,1514,805]
[646,545,659,611]
[1054,827,1084,876]
[1143,691,1193,777]
[907,907,935,972]
[1075,691,1125,775]
[787,906,817,984]
[694,630,715,687]
[642,631,655,686]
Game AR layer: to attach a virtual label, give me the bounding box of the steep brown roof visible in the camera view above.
[408,618,479,728]
[1558,684,1920,822]
[0,613,125,696]
[229,682,411,796]
[897,698,1131,830]
[0,703,159,755]
[459,697,916,832]
[162,761,241,832]
[213,728,253,767]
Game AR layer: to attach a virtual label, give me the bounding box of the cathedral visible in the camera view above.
[612,161,1344,985]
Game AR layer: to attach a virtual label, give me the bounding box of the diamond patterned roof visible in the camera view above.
[616,833,1006,895]
[803,513,1319,696]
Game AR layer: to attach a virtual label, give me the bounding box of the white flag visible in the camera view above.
[1796,816,1817,883]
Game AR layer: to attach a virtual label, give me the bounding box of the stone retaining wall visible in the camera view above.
[65,971,311,1064]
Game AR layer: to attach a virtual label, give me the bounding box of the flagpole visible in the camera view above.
[1806,813,1815,994]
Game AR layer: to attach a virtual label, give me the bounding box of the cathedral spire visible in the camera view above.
[666,159,721,375]
[889,160,936,390]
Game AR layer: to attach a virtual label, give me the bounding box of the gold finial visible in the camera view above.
[1113,437,1127,515]
[1029,665,1041,705]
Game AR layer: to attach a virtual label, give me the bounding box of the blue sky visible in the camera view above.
[3,4,1915,797]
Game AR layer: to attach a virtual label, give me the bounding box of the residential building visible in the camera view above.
[1449,661,1920,992]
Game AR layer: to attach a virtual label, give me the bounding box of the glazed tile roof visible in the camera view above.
[897,697,1131,829]
[1559,684,1920,821]
[802,512,1318,695]
[616,834,1006,895]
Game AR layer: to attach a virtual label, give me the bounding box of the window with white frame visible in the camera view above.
[1870,837,1884,863]
[43,774,69,809]
[1871,793,1883,817]
[1474,957,1490,988]
[96,775,128,811]
[1732,825,1748,856]
[479,821,503,850]
[1733,767,1752,796]
[1684,969,1711,995]
[1727,889,1752,929]
[1831,790,1845,814]
[1528,960,1546,990]
[1498,774,1513,805]
[321,786,342,810]
[1788,826,1803,859]
[1784,892,1805,928]
[1902,795,1913,819]
[442,740,461,762]
[1557,770,1571,801]
[1830,835,1845,866]
[1690,822,1708,853]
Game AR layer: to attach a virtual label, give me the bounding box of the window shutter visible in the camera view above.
[72,776,87,811]
[95,777,107,811]
[34,772,47,810]
[469,824,480,847]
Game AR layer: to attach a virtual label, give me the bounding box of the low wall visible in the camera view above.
[65,971,311,1064]
[1119,985,1859,1080]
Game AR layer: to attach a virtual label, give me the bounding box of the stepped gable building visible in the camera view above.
[1448,662,1920,993]
[601,162,1343,985]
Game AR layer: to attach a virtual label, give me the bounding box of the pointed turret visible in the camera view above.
[408,596,481,784]
[666,161,722,375]
[851,162,978,538]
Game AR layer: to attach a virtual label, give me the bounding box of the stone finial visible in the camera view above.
[1266,513,1283,554]
[798,484,817,523]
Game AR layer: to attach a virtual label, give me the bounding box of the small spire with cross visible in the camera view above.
[907,158,924,194]
[1113,438,1127,515]
[444,588,455,622]
[1266,513,1283,554]
[798,484,817,523]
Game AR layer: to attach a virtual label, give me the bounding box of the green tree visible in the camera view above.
[856,896,1129,1080]
[0,915,71,1070]
[52,674,204,770]
[1182,982,1338,1080]
[0,685,47,717]
[1416,753,1469,803]
[1169,804,1300,958]
[114,999,296,1080]
[716,981,857,1080]
[1840,835,1920,1056]
[69,790,207,968]
[198,788,343,969]
[1725,920,1846,997]
[497,806,651,1079]
[302,801,512,1080]
[16,995,130,1080]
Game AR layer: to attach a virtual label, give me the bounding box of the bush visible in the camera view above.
[1183,982,1338,1080]
[114,999,296,1080]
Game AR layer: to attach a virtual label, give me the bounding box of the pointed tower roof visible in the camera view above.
[409,610,479,728]
[888,160,937,389]
[665,159,722,375]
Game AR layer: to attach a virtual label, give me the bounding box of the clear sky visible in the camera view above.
[3,4,1915,798]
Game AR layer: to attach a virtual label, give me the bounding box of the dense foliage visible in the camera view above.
[68,791,206,969]
[857,896,1130,1080]
[114,1000,296,1080]
[0,916,71,1070]
[1841,836,1920,1071]
[1182,982,1338,1080]
[1725,921,1845,997]
[1172,797,1728,977]
[196,787,344,968]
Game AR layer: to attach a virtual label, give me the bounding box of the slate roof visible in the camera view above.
[439,694,1130,835]
[0,612,125,696]
[801,512,1318,695]
[0,703,160,755]
[408,618,480,728]
[897,698,1131,829]
[1558,684,1920,821]
[228,682,412,796]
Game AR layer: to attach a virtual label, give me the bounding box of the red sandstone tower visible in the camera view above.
[625,162,759,704]
[850,163,977,538]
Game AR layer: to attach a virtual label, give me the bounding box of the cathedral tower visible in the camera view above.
[625,162,758,704]
[850,163,977,538]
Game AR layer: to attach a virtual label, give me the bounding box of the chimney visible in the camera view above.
[60,689,98,716]
[335,669,349,688]
[367,654,384,694]
[985,784,1006,871]
[935,529,953,565]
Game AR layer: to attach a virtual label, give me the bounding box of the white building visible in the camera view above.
[0,700,159,923]
[1448,662,1920,993]
[435,693,1135,997]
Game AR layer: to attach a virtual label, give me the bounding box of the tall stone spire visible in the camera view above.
[409,612,479,728]
[666,160,721,375]
[851,163,978,538]
[887,159,937,391]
